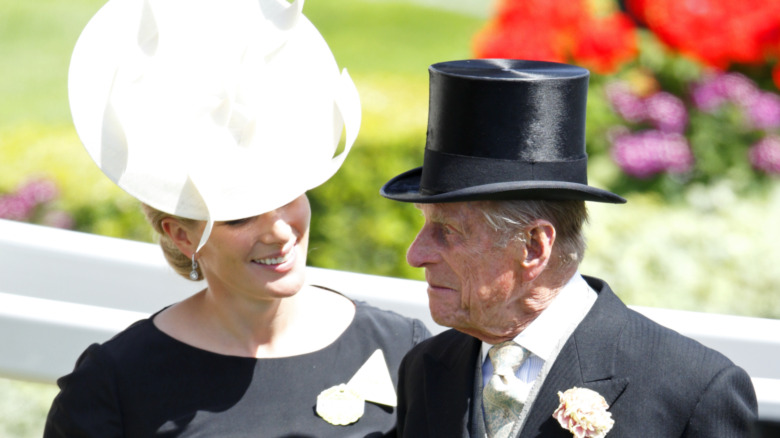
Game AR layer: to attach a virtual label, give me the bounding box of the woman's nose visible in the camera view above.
[258,195,309,246]
[259,210,295,245]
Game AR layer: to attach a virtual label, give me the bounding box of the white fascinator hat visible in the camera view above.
[68,0,361,251]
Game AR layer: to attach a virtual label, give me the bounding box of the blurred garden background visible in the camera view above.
[2,0,779,435]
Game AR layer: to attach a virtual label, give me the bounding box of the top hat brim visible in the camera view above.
[380,167,627,204]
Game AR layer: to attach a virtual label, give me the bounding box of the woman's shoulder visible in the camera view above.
[48,317,162,429]
[319,301,431,381]
[351,300,432,347]
[307,285,431,344]
[102,315,160,348]
[81,311,188,368]
[353,300,417,323]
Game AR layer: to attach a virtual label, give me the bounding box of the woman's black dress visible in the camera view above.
[44,299,430,437]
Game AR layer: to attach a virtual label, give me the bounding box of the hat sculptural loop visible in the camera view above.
[381,59,624,204]
[69,0,361,250]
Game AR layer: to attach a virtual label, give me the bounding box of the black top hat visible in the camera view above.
[381,59,625,204]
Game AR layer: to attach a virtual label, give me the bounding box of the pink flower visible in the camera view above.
[0,179,69,226]
[16,179,59,204]
[553,387,614,438]
[644,92,688,134]
[0,195,31,220]
[691,72,759,112]
[41,210,75,230]
[606,82,688,134]
[745,92,780,130]
[749,136,780,175]
[605,82,646,122]
[610,130,694,178]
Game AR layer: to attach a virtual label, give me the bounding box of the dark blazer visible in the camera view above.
[396,276,758,437]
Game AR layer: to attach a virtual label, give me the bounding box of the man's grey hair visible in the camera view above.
[479,199,589,269]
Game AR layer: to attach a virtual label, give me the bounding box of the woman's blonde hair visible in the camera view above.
[141,204,202,280]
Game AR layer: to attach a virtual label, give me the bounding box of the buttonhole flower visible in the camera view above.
[553,387,614,438]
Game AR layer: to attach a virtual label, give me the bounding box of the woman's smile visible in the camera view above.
[251,246,297,272]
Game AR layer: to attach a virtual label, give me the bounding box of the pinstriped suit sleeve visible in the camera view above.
[683,364,758,437]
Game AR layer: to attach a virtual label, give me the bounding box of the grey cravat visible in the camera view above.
[482,341,529,438]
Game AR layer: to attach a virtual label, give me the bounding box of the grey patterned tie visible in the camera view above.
[483,341,529,438]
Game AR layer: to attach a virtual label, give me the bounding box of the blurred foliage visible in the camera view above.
[0,378,58,438]
[583,181,780,319]
[303,0,485,278]
[0,124,151,240]
[307,74,428,279]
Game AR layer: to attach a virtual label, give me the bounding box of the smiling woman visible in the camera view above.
[42,0,430,436]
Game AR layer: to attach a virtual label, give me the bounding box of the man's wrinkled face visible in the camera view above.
[406,202,529,340]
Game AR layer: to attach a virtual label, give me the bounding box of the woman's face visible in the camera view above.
[196,194,311,302]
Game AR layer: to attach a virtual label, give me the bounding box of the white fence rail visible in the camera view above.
[1,218,779,423]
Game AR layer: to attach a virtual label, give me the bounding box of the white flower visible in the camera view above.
[552,387,615,438]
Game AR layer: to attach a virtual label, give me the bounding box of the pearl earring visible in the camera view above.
[190,253,200,281]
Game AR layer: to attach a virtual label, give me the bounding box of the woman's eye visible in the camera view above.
[222,217,251,227]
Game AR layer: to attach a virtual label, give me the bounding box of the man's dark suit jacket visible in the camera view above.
[396,276,757,437]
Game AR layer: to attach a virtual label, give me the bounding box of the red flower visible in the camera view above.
[473,0,637,74]
[773,64,780,90]
[625,0,780,69]
[573,13,639,73]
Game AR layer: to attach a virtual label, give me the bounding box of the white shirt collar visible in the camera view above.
[481,272,597,364]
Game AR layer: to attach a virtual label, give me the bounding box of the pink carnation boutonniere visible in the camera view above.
[552,387,615,438]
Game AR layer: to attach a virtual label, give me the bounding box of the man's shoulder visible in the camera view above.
[583,275,739,371]
[623,305,737,371]
[410,328,474,351]
[576,276,758,431]
[403,329,478,365]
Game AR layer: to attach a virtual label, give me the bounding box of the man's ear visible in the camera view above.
[520,219,556,282]
[161,217,199,257]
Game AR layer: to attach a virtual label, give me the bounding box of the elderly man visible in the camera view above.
[381,60,757,437]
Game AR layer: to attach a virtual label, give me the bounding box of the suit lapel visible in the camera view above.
[470,352,488,438]
[519,278,630,437]
[422,331,482,438]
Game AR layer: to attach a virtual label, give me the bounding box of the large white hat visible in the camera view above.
[69,0,361,250]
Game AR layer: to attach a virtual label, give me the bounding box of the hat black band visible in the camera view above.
[420,148,588,195]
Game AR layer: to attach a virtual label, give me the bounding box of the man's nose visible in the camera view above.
[406,227,435,268]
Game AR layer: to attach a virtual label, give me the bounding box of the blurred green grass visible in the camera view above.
[0,0,102,125]
[0,0,485,126]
